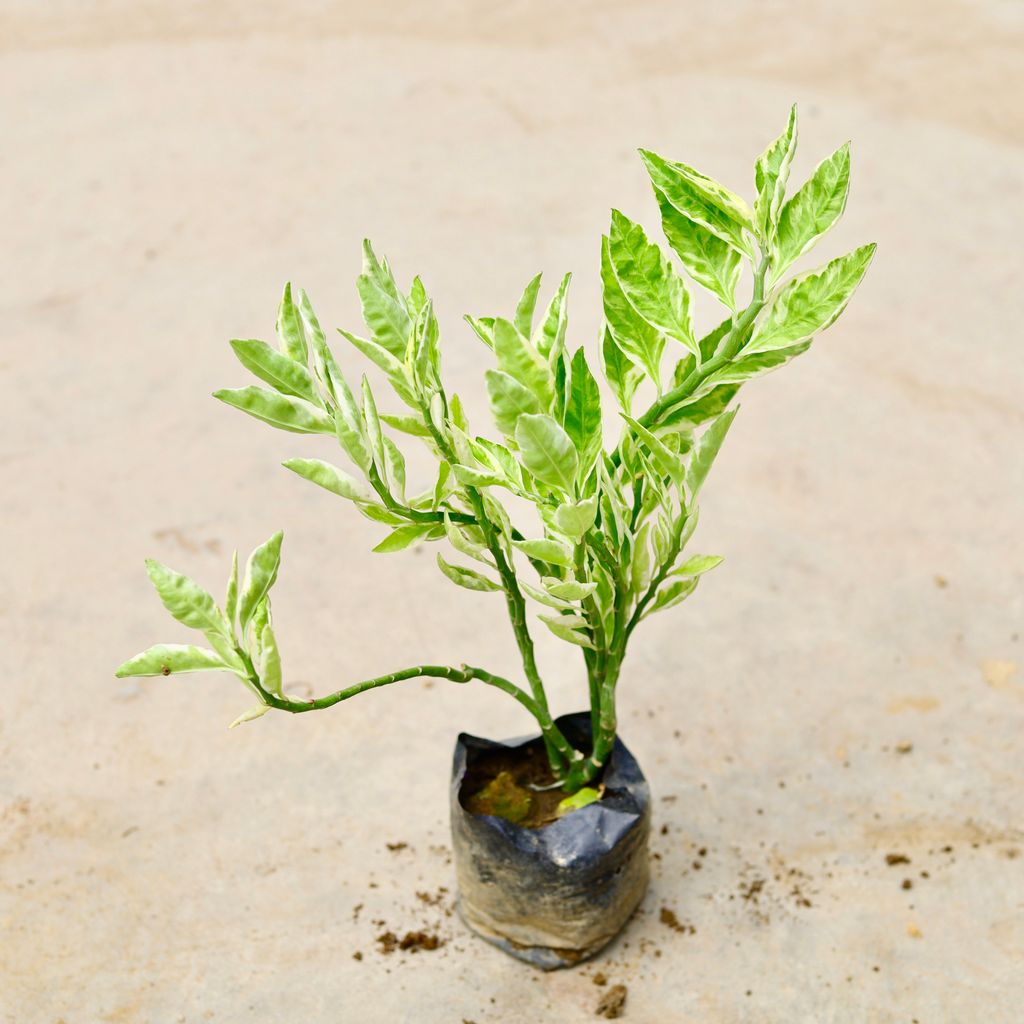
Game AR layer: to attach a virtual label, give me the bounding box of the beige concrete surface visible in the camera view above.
[2,2,1023,1021]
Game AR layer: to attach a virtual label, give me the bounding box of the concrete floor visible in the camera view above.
[2,2,1023,1021]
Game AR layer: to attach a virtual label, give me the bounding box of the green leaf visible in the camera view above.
[659,384,739,430]
[563,348,603,478]
[282,458,375,503]
[601,326,643,412]
[214,387,334,435]
[754,104,798,241]
[601,235,664,384]
[229,339,321,405]
[512,537,573,568]
[259,622,283,697]
[115,644,228,678]
[536,273,571,360]
[145,560,231,638]
[774,142,851,276]
[296,288,335,402]
[373,522,441,553]
[485,369,541,437]
[357,240,411,358]
[443,514,492,565]
[408,275,428,316]
[383,436,407,502]
[545,578,597,601]
[380,413,431,437]
[452,463,505,488]
[748,244,876,354]
[238,531,283,632]
[436,553,502,592]
[276,283,308,364]
[492,317,555,410]
[608,210,696,353]
[648,575,699,615]
[464,315,495,349]
[686,408,737,499]
[520,580,573,610]
[553,496,598,541]
[225,550,239,635]
[228,705,270,729]
[539,614,595,649]
[515,414,578,494]
[622,415,684,488]
[360,375,387,481]
[514,273,544,338]
[704,345,811,390]
[639,149,754,256]
[557,786,602,815]
[655,190,743,310]
[672,554,724,577]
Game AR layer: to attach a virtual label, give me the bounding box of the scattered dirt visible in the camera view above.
[461,737,608,828]
[901,879,914,890]
[659,907,695,934]
[415,887,449,906]
[592,971,608,986]
[740,878,765,903]
[595,983,628,1019]
[895,741,914,754]
[352,951,363,961]
[386,841,409,852]
[376,929,445,954]
[885,853,911,866]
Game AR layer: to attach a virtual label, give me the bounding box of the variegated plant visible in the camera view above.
[117,107,873,792]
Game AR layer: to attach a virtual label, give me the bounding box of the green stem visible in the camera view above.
[242,652,578,768]
[419,398,574,776]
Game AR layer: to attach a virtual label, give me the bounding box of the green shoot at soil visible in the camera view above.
[117,106,874,794]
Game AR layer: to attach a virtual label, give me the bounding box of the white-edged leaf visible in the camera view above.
[774,142,851,276]
[145,560,231,638]
[672,554,724,577]
[514,273,544,338]
[373,522,442,553]
[238,531,283,632]
[228,705,270,729]
[492,317,555,410]
[515,413,578,494]
[229,339,321,404]
[224,550,239,635]
[608,210,696,353]
[513,537,574,568]
[553,497,598,540]
[539,614,595,649]
[485,369,541,437]
[259,622,283,697]
[520,580,573,610]
[436,553,502,592]
[640,149,755,256]
[749,244,876,354]
[685,408,737,499]
[754,104,798,241]
[213,387,334,435]
[115,644,228,678]
[282,458,375,503]
[276,283,308,364]
[563,348,603,477]
[544,578,598,601]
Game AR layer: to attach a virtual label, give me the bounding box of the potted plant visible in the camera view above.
[116,106,873,968]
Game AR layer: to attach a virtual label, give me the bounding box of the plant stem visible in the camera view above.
[419,398,574,776]
[241,651,579,768]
